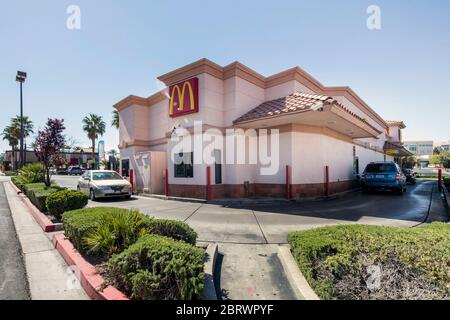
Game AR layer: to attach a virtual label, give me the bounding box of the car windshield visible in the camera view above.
[92,172,123,181]
[365,163,398,173]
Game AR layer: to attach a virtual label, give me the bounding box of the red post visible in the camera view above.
[325,166,330,197]
[129,169,135,194]
[165,168,169,197]
[206,166,211,201]
[286,165,291,200]
[438,168,442,193]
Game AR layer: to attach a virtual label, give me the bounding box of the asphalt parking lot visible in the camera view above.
[53,175,434,244]
[52,175,435,300]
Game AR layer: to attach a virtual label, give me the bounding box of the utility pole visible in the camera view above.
[16,71,27,169]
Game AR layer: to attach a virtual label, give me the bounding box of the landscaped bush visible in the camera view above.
[83,209,153,257]
[46,190,88,220]
[145,219,197,245]
[15,163,45,185]
[443,176,450,188]
[105,234,205,300]
[62,207,197,256]
[23,183,65,212]
[288,223,450,300]
[4,171,18,177]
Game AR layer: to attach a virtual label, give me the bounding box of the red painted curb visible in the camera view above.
[52,234,129,301]
[10,181,61,233]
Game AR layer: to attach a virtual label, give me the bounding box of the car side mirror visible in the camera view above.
[84,177,91,181]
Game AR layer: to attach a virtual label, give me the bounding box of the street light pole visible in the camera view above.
[16,71,27,169]
[19,81,24,168]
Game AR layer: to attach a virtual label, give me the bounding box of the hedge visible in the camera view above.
[46,190,88,220]
[106,234,205,300]
[23,183,65,212]
[62,207,198,255]
[288,223,450,300]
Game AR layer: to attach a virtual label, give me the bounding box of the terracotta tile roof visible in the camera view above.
[233,92,330,124]
[233,92,382,135]
[385,120,406,129]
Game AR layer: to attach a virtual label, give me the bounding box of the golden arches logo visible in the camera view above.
[169,78,198,116]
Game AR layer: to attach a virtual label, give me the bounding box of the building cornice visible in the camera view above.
[156,58,388,129]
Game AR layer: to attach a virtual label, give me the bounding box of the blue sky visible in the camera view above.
[1,0,450,153]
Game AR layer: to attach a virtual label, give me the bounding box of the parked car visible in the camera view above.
[68,166,84,176]
[77,170,132,201]
[56,167,68,175]
[360,162,407,195]
[402,168,417,185]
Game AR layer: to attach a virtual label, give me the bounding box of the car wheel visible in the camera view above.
[124,195,131,200]
[397,187,404,196]
[89,189,96,201]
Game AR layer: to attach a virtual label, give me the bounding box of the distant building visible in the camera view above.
[3,148,98,171]
[403,141,434,156]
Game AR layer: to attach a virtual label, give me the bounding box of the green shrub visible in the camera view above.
[11,176,24,191]
[83,210,151,257]
[145,219,197,245]
[15,163,45,185]
[443,176,450,188]
[106,234,205,300]
[46,190,88,220]
[288,223,450,300]
[62,207,197,256]
[23,183,65,212]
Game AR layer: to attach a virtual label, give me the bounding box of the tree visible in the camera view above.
[11,115,34,141]
[112,110,119,129]
[433,147,441,155]
[34,119,66,186]
[82,114,106,169]
[430,151,450,169]
[2,125,19,170]
[402,156,418,169]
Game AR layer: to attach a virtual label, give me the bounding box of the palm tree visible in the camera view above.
[82,114,106,169]
[2,126,19,170]
[112,110,119,129]
[11,116,34,140]
[11,116,34,166]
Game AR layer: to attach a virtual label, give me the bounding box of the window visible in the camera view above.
[214,150,222,185]
[174,152,194,178]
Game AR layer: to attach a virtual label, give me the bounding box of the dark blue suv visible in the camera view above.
[361,162,407,195]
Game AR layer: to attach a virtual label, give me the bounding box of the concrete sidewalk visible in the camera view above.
[0,181,29,300]
[3,181,88,300]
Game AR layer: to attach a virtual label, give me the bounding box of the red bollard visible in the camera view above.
[286,165,291,200]
[438,169,442,193]
[129,169,134,194]
[206,166,211,201]
[325,166,330,197]
[165,168,169,197]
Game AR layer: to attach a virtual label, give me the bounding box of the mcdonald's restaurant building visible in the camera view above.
[114,59,412,200]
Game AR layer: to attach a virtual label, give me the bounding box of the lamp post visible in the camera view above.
[16,71,27,169]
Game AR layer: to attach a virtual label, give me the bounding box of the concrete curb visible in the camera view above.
[9,181,63,233]
[138,193,207,204]
[277,245,320,300]
[202,243,219,300]
[52,234,129,300]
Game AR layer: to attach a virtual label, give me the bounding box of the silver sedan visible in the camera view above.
[77,170,132,201]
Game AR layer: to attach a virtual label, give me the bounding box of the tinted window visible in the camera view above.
[365,163,398,173]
